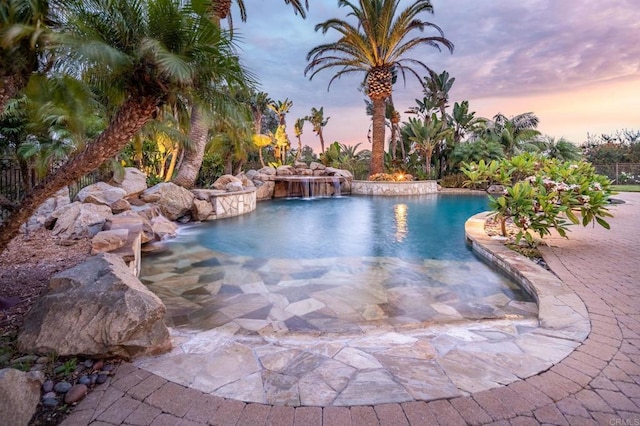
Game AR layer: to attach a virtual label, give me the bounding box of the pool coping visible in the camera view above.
[465,212,590,342]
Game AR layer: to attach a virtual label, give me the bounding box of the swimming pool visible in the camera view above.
[140,194,536,333]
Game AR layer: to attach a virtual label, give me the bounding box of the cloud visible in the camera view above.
[231,0,640,150]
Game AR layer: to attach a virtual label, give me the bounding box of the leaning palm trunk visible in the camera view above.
[173,106,209,188]
[0,96,160,253]
[370,97,386,175]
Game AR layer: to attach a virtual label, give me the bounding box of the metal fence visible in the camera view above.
[593,163,640,185]
[0,157,104,223]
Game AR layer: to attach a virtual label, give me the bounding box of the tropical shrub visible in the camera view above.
[462,154,613,246]
[439,173,467,188]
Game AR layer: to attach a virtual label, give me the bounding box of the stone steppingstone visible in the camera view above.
[334,347,383,369]
[215,372,265,403]
[191,342,261,393]
[311,358,355,392]
[436,348,520,394]
[262,371,300,406]
[333,370,412,406]
[298,372,339,406]
[376,354,462,401]
[259,349,303,372]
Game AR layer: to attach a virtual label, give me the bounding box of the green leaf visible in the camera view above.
[595,217,611,229]
[565,209,579,224]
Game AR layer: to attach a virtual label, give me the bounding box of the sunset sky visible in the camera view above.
[233,0,640,153]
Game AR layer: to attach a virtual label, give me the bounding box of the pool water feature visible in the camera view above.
[140,194,536,334]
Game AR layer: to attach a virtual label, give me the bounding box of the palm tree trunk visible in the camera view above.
[370,97,386,176]
[173,105,208,188]
[318,131,326,153]
[164,144,180,182]
[296,136,302,160]
[0,95,160,254]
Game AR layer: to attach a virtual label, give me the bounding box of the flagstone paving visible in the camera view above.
[63,192,640,425]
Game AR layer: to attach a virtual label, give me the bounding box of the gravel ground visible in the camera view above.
[0,229,92,337]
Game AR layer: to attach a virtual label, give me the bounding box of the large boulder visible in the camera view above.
[310,162,326,171]
[75,182,127,206]
[17,253,171,359]
[212,174,242,191]
[106,210,154,244]
[25,187,71,231]
[226,181,244,192]
[256,166,276,176]
[140,182,194,221]
[49,202,112,240]
[91,229,129,255]
[192,199,214,221]
[255,181,275,201]
[235,172,255,188]
[325,167,354,179]
[276,165,295,176]
[111,167,148,196]
[150,215,178,240]
[0,369,44,426]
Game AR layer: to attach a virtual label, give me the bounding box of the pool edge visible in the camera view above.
[465,212,590,344]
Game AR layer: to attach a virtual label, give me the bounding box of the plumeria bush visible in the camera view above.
[462,154,613,246]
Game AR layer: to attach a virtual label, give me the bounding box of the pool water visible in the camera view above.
[140,194,537,333]
[192,195,489,260]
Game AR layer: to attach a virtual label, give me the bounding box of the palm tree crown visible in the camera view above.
[305,0,453,175]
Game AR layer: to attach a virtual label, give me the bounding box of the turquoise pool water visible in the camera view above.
[141,193,536,332]
[189,194,489,260]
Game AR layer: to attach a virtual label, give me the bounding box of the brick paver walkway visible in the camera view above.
[61,193,640,425]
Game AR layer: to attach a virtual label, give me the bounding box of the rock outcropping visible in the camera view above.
[17,253,171,359]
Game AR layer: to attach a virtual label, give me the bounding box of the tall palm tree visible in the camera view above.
[207,0,308,22]
[268,99,293,163]
[306,106,329,153]
[250,91,271,135]
[305,0,453,176]
[173,0,308,187]
[268,98,293,126]
[294,117,305,160]
[0,0,249,253]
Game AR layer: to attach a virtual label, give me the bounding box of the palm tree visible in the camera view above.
[306,106,330,153]
[268,98,293,126]
[403,114,453,177]
[305,0,453,176]
[0,0,53,114]
[173,0,308,187]
[0,0,249,253]
[488,112,541,157]
[531,136,582,162]
[450,100,484,144]
[207,0,308,23]
[422,69,454,124]
[294,117,305,160]
[250,91,271,134]
[268,99,293,163]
